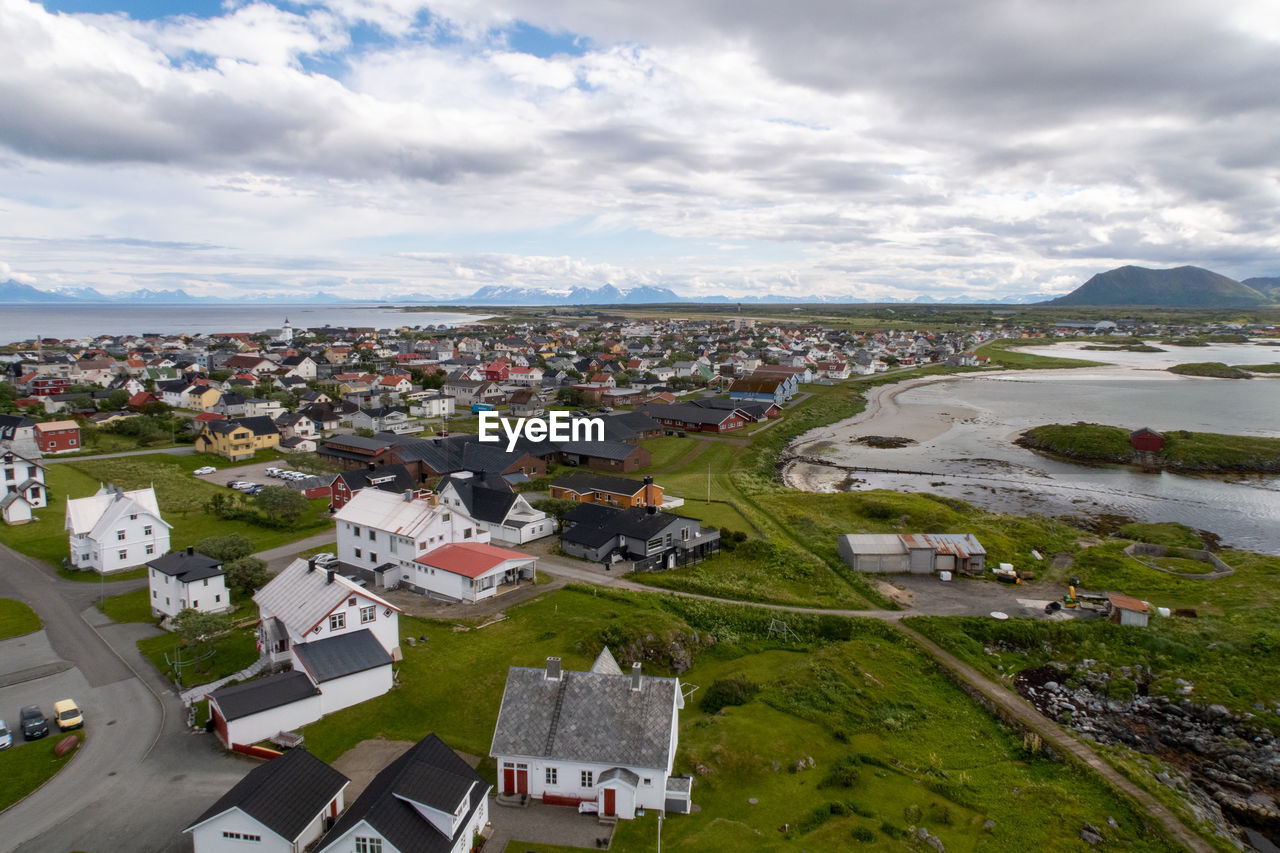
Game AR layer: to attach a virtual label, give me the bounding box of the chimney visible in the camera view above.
[186,545,194,556]
[368,462,376,471]
[647,505,657,515]
[545,656,561,682]
[307,558,317,573]
[403,489,413,502]
[631,662,642,691]
[326,568,335,584]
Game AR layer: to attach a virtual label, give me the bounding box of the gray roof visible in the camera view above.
[146,550,223,583]
[292,629,392,683]
[210,670,321,721]
[490,654,681,770]
[186,747,348,841]
[598,767,639,787]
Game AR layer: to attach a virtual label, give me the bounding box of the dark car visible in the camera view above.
[20,705,48,740]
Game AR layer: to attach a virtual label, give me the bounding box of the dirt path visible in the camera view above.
[896,624,1213,853]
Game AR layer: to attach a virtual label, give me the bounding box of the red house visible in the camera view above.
[482,358,511,382]
[34,420,81,453]
[31,376,71,396]
[1129,427,1165,452]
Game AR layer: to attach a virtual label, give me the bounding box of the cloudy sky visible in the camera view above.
[2,0,1279,302]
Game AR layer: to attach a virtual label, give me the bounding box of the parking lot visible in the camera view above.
[192,459,325,492]
[0,631,91,750]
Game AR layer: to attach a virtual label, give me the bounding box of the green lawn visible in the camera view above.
[137,624,259,687]
[302,587,1173,853]
[0,598,41,639]
[0,453,332,570]
[96,588,157,624]
[0,731,84,811]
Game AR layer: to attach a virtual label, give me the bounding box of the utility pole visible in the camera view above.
[706,461,711,504]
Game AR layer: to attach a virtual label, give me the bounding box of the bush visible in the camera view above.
[852,826,876,842]
[700,676,760,714]
[821,757,862,789]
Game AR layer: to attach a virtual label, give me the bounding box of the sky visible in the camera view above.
[2,0,1280,303]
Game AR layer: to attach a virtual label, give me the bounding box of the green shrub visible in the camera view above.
[700,676,761,714]
[852,826,876,842]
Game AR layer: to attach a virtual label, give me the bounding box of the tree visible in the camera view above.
[106,389,131,410]
[170,608,232,657]
[194,533,255,563]
[224,556,270,599]
[254,486,308,526]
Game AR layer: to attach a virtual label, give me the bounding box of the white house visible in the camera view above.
[1,448,47,525]
[65,485,172,574]
[207,558,403,750]
[316,734,490,853]
[147,546,233,619]
[332,488,493,590]
[406,391,456,419]
[412,542,538,604]
[490,650,692,819]
[435,472,553,545]
[184,746,349,853]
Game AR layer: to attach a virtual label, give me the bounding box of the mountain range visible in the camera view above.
[1048,266,1278,307]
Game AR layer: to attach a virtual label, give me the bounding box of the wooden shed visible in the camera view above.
[1129,427,1165,452]
[1106,592,1149,627]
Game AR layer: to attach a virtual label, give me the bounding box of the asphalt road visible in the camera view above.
[43,445,197,465]
[0,542,252,852]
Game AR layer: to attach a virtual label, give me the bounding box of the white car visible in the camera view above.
[0,718,11,750]
[193,466,217,475]
[264,467,283,477]
[233,481,258,491]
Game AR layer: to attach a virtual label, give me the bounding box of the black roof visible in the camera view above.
[209,670,320,721]
[435,474,518,525]
[292,629,392,683]
[205,416,279,436]
[146,550,223,582]
[551,472,647,496]
[638,403,738,425]
[318,734,488,853]
[562,503,692,542]
[186,747,348,842]
[335,463,416,495]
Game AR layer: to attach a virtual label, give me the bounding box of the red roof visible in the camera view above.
[414,542,533,578]
[194,412,226,422]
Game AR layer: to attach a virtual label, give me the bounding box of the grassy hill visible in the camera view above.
[1049,265,1272,307]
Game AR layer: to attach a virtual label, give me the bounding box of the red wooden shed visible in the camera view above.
[1129,427,1165,452]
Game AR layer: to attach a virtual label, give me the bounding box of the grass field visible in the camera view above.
[96,588,156,624]
[137,622,259,687]
[1018,422,1280,471]
[1167,362,1252,379]
[0,453,332,570]
[301,587,1173,853]
[0,731,84,811]
[0,598,41,639]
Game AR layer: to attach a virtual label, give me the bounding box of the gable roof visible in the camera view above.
[334,463,416,495]
[185,747,348,842]
[435,474,518,525]
[209,670,321,721]
[292,629,393,683]
[550,473,648,497]
[254,558,400,640]
[414,542,533,579]
[318,734,489,853]
[65,486,170,537]
[491,655,681,770]
[332,489,461,540]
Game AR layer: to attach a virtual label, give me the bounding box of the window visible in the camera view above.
[348,597,357,607]
[355,838,383,853]
[545,767,558,785]
[118,549,128,560]
[193,600,199,608]
[352,525,361,536]
[116,530,126,541]
[361,605,376,623]
[368,528,376,541]
[369,552,377,563]
[215,594,221,602]
[69,438,77,446]
[646,537,663,552]
[221,831,262,841]
[129,514,138,520]
[144,525,152,536]
[442,513,451,522]
[643,777,652,786]
[463,528,472,539]
[354,548,362,559]
[330,613,345,630]
[581,770,594,788]
[145,544,154,555]
[152,590,156,598]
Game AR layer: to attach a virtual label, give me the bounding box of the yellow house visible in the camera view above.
[186,385,223,412]
[194,416,280,461]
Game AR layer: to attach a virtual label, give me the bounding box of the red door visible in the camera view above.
[516,765,529,795]
[603,788,616,816]
[503,765,516,793]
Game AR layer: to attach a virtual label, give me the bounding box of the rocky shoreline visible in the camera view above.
[1017,663,1280,849]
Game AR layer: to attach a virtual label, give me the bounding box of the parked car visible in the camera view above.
[0,719,11,749]
[226,479,243,488]
[20,705,48,740]
[264,467,283,477]
[233,482,258,491]
[53,699,83,731]
[193,466,217,475]
[244,485,264,495]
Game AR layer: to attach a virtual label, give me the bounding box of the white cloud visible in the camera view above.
[0,0,1278,301]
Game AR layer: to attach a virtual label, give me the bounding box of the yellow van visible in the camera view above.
[53,699,83,731]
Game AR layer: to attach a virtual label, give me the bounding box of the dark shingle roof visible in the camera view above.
[292,629,392,683]
[186,747,348,841]
[335,463,416,495]
[550,473,646,496]
[490,653,680,770]
[318,734,489,853]
[209,670,320,721]
[146,550,223,583]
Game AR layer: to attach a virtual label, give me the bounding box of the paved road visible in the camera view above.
[0,542,251,852]
[256,530,337,573]
[44,445,197,464]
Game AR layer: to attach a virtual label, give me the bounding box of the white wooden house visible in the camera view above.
[1,448,47,525]
[333,488,484,586]
[316,734,490,853]
[65,485,171,574]
[184,747,349,853]
[435,473,553,545]
[490,650,692,818]
[147,546,233,619]
[206,558,402,750]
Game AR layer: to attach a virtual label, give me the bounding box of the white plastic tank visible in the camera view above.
[938,571,952,582]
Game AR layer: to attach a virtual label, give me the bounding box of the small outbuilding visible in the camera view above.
[1129,427,1165,452]
[1106,592,1150,627]
[837,533,986,574]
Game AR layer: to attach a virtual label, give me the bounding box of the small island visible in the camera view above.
[1016,422,1280,473]
[1168,361,1252,379]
